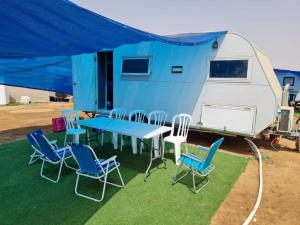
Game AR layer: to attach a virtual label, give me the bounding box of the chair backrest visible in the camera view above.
[31,133,58,161]
[148,111,167,126]
[27,129,43,146]
[199,137,224,172]
[61,109,80,130]
[170,114,192,139]
[129,110,147,123]
[70,143,99,175]
[109,108,126,120]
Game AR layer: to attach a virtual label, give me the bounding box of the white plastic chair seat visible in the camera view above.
[164,135,186,144]
[66,128,86,135]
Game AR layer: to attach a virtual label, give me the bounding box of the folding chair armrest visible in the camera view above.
[198,145,210,153]
[181,153,202,163]
[55,146,71,158]
[49,140,58,149]
[55,146,71,152]
[99,155,118,166]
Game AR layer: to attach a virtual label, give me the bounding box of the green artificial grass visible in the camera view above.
[0,132,248,225]
[294,109,300,118]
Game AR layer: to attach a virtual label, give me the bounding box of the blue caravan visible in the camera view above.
[72,32,282,137]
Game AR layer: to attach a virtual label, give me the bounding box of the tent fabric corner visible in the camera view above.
[0,0,227,94]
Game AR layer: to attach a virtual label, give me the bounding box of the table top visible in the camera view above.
[76,117,172,139]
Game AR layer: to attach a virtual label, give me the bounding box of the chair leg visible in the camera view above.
[116,166,125,187]
[131,137,138,154]
[96,132,103,146]
[100,167,125,188]
[40,160,63,183]
[75,173,108,202]
[112,133,118,150]
[100,173,108,202]
[192,173,210,193]
[161,137,166,161]
[111,133,114,144]
[74,134,80,144]
[184,142,188,154]
[139,139,144,154]
[120,135,123,152]
[29,151,41,165]
[64,133,67,146]
[174,143,181,165]
[162,140,167,158]
[86,129,90,146]
[192,171,196,192]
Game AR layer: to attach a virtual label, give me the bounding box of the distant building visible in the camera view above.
[274,69,300,102]
[7,86,51,103]
[0,85,69,105]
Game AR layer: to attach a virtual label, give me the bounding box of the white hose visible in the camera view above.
[243,138,263,225]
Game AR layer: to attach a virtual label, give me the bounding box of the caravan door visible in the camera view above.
[97,51,114,110]
[72,53,97,111]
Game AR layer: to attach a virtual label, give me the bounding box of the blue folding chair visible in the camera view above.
[70,143,125,202]
[32,133,76,183]
[27,129,58,165]
[171,137,224,193]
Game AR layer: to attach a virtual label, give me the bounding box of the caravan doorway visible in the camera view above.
[97,51,113,110]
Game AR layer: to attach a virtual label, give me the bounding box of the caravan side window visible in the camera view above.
[121,57,151,76]
[209,60,248,79]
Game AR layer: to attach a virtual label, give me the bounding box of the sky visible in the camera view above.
[73,0,300,71]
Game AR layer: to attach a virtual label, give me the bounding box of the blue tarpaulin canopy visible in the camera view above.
[0,0,226,94]
[274,69,300,76]
[0,56,72,94]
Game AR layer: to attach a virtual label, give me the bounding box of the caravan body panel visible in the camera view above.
[72,32,282,137]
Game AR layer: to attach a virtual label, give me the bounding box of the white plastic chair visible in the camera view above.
[163,114,192,165]
[128,110,147,154]
[61,109,86,146]
[109,108,127,150]
[148,111,168,126]
[129,110,147,123]
[144,111,168,154]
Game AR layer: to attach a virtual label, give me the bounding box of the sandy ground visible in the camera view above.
[0,102,72,143]
[0,102,300,225]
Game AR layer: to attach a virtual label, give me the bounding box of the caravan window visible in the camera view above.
[209,60,248,78]
[121,57,150,76]
[283,77,294,86]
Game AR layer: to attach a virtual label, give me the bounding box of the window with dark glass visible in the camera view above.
[121,57,150,75]
[283,77,294,86]
[209,60,248,78]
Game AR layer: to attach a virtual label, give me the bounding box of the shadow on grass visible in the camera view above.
[171,169,209,192]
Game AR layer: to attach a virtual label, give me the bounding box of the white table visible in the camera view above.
[76,117,172,181]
